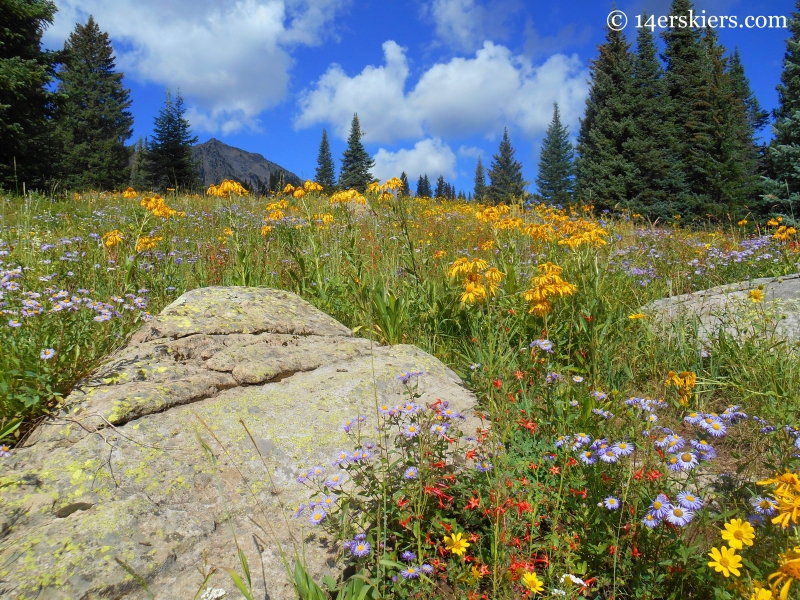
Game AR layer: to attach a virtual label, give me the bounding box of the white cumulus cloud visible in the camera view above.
[421,0,522,53]
[43,0,347,134]
[296,40,588,144]
[372,138,457,183]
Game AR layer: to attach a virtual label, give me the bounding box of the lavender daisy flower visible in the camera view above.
[309,508,327,525]
[554,435,571,448]
[604,496,620,510]
[646,413,659,425]
[591,391,607,401]
[293,504,306,518]
[579,450,597,465]
[684,412,703,425]
[572,433,591,449]
[599,448,619,464]
[677,492,703,511]
[476,460,493,472]
[401,551,416,562]
[612,441,634,457]
[402,424,420,438]
[343,418,356,433]
[404,467,419,479]
[665,435,685,454]
[311,466,325,478]
[470,363,481,370]
[572,376,584,384]
[350,540,371,557]
[378,403,396,416]
[751,496,778,516]
[649,495,671,519]
[748,514,765,527]
[401,402,421,415]
[324,473,346,488]
[530,339,554,353]
[665,506,694,526]
[439,408,461,419]
[319,495,338,510]
[704,420,727,438]
[400,566,420,579]
[673,452,699,471]
[40,348,55,360]
[430,423,449,437]
[297,469,311,483]
[642,512,661,528]
[332,451,351,465]
[590,438,609,451]
[421,564,433,575]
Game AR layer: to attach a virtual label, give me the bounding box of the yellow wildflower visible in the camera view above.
[751,585,773,600]
[769,547,800,600]
[283,183,295,193]
[122,187,137,199]
[433,250,447,259]
[443,532,470,556]
[102,230,124,247]
[738,219,748,226]
[260,225,273,236]
[720,519,754,550]
[749,288,765,303]
[223,227,233,236]
[628,313,646,320]
[293,188,306,199]
[479,239,495,250]
[135,235,162,252]
[707,546,742,578]
[521,571,544,594]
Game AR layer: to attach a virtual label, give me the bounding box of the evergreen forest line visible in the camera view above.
[2,0,800,223]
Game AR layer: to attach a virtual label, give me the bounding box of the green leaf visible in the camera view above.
[224,568,254,600]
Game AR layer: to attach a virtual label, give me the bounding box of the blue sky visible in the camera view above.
[43,0,793,194]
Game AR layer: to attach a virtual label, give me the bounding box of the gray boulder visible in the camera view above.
[643,273,800,344]
[0,287,477,599]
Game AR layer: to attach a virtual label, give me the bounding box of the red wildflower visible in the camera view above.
[647,469,663,481]
[469,532,480,542]
[518,418,537,433]
[465,496,481,510]
[440,521,453,532]
[570,488,588,499]
[631,544,641,558]
[633,468,644,481]
[567,457,578,467]
[466,449,477,460]
[549,465,560,475]
[514,370,525,380]
[493,379,502,389]
[397,497,409,508]
[601,473,613,483]
[609,545,617,555]
[399,515,412,528]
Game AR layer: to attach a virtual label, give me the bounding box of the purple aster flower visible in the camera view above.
[332,450,351,466]
[665,506,694,526]
[751,496,777,516]
[591,391,608,401]
[649,495,671,519]
[530,339,554,353]
[343,418,356,433]
[421,564,433,575]
[599,448,619,464]
[646,413,659,424]
[7,319,21,328]
[676,452,699,471]
[604,496,620,510]
[319,495,337,509]
[579,451,597,465]
[404,467,419,479]
[545,371,564,384]
[350,541,371,557]
[677,492,703,511]
[297,469,311,483]
[311,466,325,478]
[476,460,493,472]
[590,438,609,451]
[642,512,661,528]
[40,348,55,360]
[400,402,420,414]
[324,473,346,488]
[665,435,685,454]
[378,403,396,416]
[439,408,462,419]
[612,441,634,457]
[293,503,306,518]
[684,412,703,425]
[309,508,327,525]
[430,423,449,437]
[401,551,416,562]
[402,424,420,438]
[554,435,571,448]
[572,433,591,449]
[400,566,421,579]
[572,376,584,384]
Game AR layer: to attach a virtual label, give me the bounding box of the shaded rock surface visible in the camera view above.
[192,138,302,191]
[0,287,478,599]
[643,273,800,343]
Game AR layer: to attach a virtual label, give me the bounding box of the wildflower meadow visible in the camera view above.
[3,180,800,599]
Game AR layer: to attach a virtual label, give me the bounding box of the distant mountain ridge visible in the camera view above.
[192,138,301,192]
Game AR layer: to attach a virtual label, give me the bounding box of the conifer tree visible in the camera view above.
[129,136,150,190]
[416,174,432,198]
[473,156,487,201]
[764,1,800,216]
[0,0,58,189]
[728,49,769,134]
[314,128,336,193]
[338,113,374,192]
[399,171,410,196]
[56,16,133,190]
[575,24,636,210]
[147,89,198,190]
[686,28,757,216]
[625,16,686,219]
[536,102,574,205]
[435,175,446,199]
[487,128,525,204]
[661,0,709,215]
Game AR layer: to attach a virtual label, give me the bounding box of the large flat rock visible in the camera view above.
[0,287,478,599]
[643,273,800,343]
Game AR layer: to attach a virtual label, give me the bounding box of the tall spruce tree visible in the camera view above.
[56,16,133,190]
[435,175,446,199]
[536,102,574,205]
[487,128,525,204]
[763,1,800,217]
[625,16,686,219]
[416,174,432,198]
[129,136,150,190]
[473,156,487,201]
[338,113,374,192]
[575,24,636,210]
[685,27,757,216]
[147,89,198,190]
[0,0,58,190]
[728,48,769,134]
[399,171,410,196]
[314,128,336,193]
[661,0,709,216]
